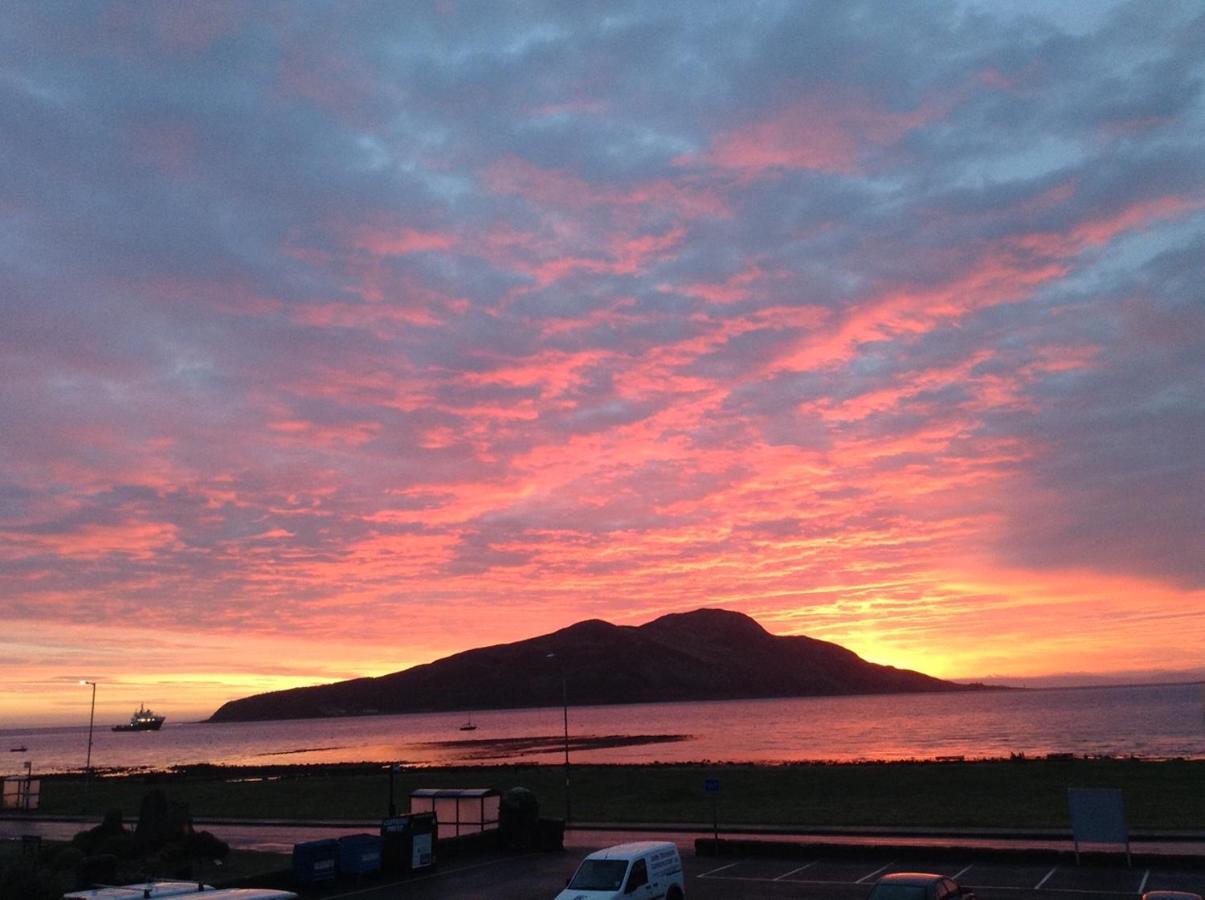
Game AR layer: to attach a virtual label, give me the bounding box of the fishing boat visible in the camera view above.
[112,704,166,732]
[458,715,477,732]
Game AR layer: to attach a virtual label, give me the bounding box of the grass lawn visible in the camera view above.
[33,758,1205,831]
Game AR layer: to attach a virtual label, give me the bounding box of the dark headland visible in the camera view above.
[208,608,994,723]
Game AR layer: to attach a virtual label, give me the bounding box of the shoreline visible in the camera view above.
[27,749,1205,781]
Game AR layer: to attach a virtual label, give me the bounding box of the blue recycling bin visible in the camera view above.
[338,833,383,877]
[292,837,338,886]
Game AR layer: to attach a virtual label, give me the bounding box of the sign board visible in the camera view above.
[704,778,720,794]
[381,816,411,833]
[412,832,433,869]
[1068,788,1130,864]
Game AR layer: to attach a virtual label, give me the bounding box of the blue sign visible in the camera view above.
[704,778,720,794]
[1068,788,1128,844]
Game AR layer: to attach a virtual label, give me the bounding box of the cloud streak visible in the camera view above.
[2,0,1203,722]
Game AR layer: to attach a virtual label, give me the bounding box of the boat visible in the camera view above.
[9,746,26,752]
[458,715,477,732]
[112,704,166,732]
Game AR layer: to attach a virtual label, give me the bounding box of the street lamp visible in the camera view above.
[545,653,571,823]
[80,680,97,803]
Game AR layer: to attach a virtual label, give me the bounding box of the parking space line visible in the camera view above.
[856,861,894,884]
[1034,866,1058,889]
[952,864,972,880]
[1137,869,1150,894]
[697,861,740,878]
[774,861,816,880]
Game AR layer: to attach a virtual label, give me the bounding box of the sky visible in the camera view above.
[2,1,1203,727]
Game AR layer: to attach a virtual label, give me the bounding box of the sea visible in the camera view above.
[3,682,1203,776]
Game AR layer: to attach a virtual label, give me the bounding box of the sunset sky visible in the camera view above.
[3,1,1204,727]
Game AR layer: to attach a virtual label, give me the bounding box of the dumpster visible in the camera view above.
[380,812,436,874]
[337,833,382,877]
[291,838,338,886]
[537,817,565,851]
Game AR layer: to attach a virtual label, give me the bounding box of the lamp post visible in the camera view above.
[545,653,571,823]
[80,680,97,803]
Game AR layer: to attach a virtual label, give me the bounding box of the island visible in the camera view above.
[208,608,990,723]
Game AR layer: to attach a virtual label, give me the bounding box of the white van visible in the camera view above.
[63,885,297,900]
[63,883,215,899]
[555,840,685,900]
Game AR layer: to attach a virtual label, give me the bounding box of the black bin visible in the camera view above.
[537,817,565,851]
[380,812,436,874]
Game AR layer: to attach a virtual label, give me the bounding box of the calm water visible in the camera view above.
[3,683,1203,776]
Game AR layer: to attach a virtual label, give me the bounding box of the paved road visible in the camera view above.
[308,847,1205,899]
[6,819,1205,898]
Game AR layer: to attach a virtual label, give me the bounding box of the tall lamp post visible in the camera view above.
[545,653,571,823]
[80,680,97,804]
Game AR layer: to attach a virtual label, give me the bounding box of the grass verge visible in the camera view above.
[31,758,1205,831]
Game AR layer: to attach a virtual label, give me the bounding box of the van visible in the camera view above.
[63,883,215,899]
[555,840,685,900]
[64,885,297,900]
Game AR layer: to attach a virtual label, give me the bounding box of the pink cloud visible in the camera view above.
[687,87,949,175]
[673,264,769,304]
[351,226,457,256]
[483,157,729,220]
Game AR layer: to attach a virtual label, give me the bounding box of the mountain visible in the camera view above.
[207,608,982,723]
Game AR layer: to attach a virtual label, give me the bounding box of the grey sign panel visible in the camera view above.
[1068,787,1130,864]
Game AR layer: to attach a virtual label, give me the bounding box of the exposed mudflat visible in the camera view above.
[422,733,691,759]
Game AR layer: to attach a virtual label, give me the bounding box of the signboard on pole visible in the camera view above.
[1068,788,1130,865]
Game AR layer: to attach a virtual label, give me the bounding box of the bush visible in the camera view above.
[95,832,140,860]
[0,860,61,900]
[52,845,85,871]
[188,830,230,861]
[75,853,118,889]
[72,808,129,855]
[499,786,540,851]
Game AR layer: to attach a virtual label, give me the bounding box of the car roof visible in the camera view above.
[64,883,214,899]
[585,841,677,860]
[878,872,945,885]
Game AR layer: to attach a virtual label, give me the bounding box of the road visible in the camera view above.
[5,818,1205,898]
[310,848,1205,899]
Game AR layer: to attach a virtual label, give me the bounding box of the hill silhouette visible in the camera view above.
[208,608,979,722]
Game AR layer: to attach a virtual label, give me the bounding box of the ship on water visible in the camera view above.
[112,704,166,732]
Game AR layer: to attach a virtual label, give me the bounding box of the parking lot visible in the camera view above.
[316,845,1205,899]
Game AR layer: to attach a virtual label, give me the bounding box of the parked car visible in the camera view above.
[556,840,685,900]
[866,871,975,900]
